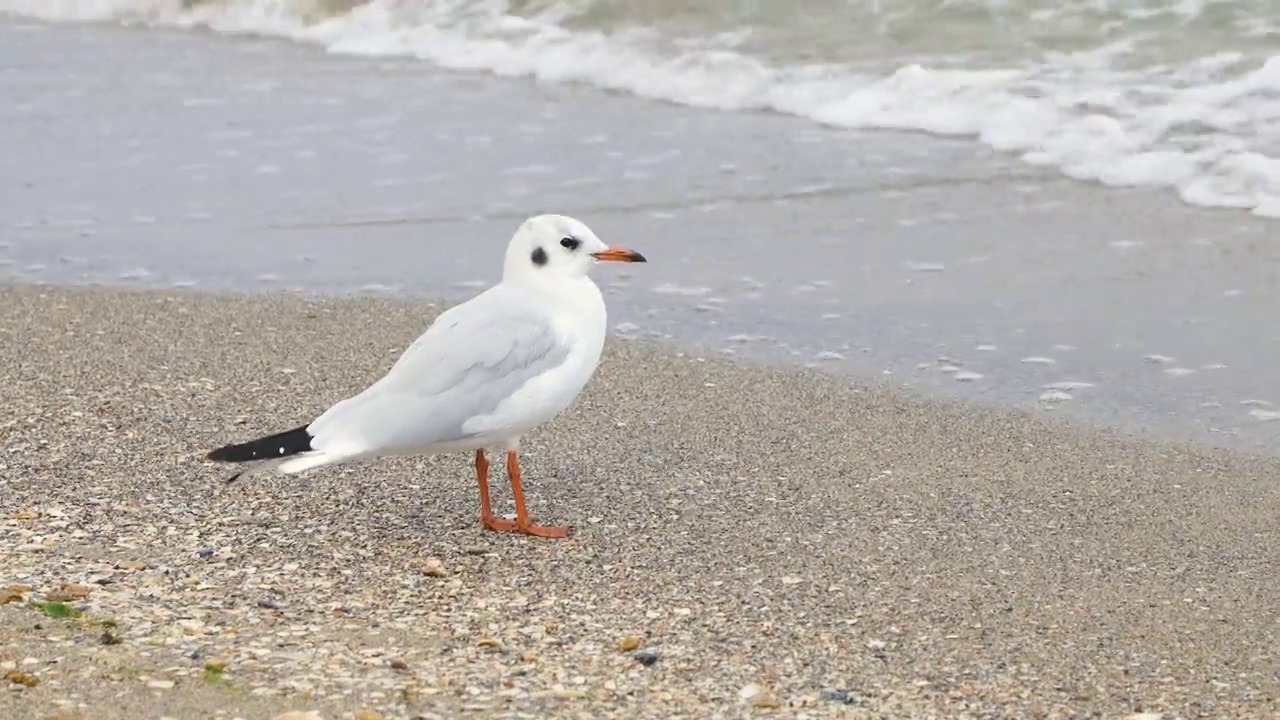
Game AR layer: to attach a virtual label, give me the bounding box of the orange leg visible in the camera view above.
[476,450,571,539]
[507,450,572,538]
[474,450,495,525]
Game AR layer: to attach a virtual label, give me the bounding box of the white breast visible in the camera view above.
[463,278,607,442]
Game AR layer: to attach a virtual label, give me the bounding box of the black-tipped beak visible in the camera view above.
[591,247,647,263]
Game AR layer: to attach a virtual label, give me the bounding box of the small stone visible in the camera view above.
[204,658,228,672]
[272,713,323,720]
[780,576,803,586]
[463,545,489,556]
[388,658,409,671]
[46,583,91,602]
[520,650,539,662]
[633,650,660,667]
[353,711,384,720]
[751,693,782,709]
[117,560,148,571]
[739,683,781,708]
[147,679,175,689]
[550,688,586,699]
[617,635,642,652]
[4,669,38,687]
[819,689,855,705]
[421,558,447,578]
[476,638,503,650]
[9,509,38,520]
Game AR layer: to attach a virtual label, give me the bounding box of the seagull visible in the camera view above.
[205,214,647,538]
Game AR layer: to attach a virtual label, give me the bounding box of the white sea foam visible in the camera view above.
[905,262,947,273]
[2,0,1277,218]
[651,283,712,297]
[117,267,152,280]
[1044,380,1094,391]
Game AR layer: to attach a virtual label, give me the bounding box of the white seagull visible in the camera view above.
[206,214,647,538]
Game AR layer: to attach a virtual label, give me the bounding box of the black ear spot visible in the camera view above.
[531,247,548,266]
[560,236,581,250]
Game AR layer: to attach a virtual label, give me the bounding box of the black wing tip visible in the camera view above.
[206,445,237,463]
[206,424,313,465]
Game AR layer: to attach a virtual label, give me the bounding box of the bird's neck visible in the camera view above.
[504,273,602,306]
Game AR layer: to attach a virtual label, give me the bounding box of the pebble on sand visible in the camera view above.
[46,583,91,602]
[739,683,781,709]
[421,557,448,577]
[617,635,643,652]
[4,669,39,688]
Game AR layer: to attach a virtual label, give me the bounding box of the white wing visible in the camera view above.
[306,286,572,455]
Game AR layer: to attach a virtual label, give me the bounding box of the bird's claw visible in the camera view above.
[481,515,573,539]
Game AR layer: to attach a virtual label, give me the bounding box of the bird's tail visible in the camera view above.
[207,424,316,483]
[208,424,313,463]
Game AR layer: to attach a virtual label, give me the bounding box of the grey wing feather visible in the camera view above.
[306,290,570,453]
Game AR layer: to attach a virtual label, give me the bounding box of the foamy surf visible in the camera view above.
[3,0,1277,218]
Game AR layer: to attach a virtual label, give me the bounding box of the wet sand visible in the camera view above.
[2,284,1278,719]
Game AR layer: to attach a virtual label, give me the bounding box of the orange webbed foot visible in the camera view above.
[481,514,573,539]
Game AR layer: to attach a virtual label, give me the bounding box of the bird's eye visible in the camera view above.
[560,236,580,250]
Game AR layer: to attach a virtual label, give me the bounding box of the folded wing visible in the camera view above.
[306,289,572,457]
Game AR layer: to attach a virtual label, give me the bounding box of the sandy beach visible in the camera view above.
[2,284,1278,719]
[3,1,1280,718]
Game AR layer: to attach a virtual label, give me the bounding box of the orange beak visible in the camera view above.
[591,247,647,263]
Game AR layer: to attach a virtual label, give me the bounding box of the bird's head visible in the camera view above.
[503,214,646,284]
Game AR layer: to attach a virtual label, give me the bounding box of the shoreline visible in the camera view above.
[9,278,1274,462]
[3,283,1280,719]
